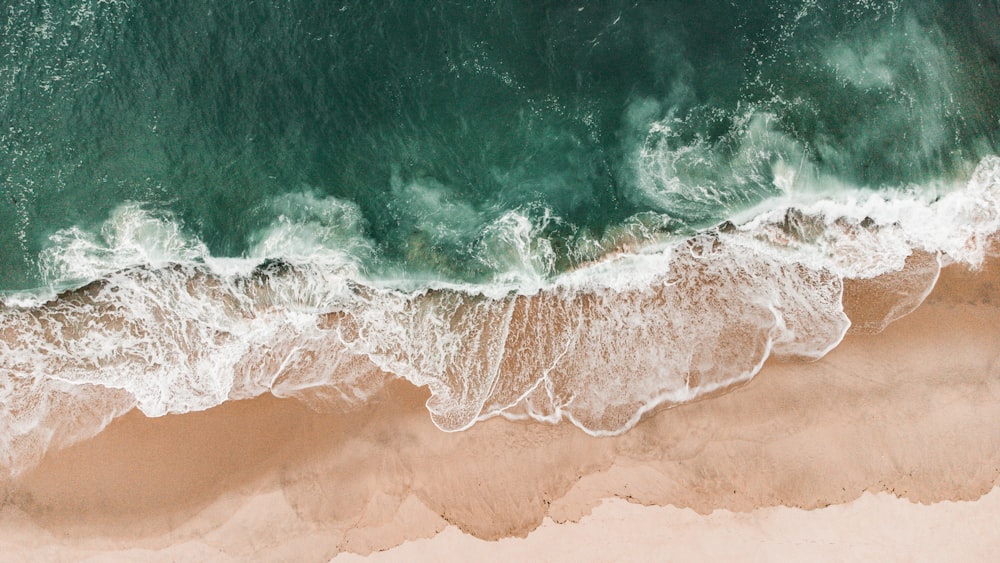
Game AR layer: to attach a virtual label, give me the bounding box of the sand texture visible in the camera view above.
[0,255,998,561]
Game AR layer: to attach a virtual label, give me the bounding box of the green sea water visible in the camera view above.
[2,0,999,290]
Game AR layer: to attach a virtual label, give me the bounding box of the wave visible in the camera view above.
[1,156,999,475]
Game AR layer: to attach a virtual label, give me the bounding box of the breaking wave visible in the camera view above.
[1,155,998,475]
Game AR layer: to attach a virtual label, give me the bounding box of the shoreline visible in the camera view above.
[0,253,997,560]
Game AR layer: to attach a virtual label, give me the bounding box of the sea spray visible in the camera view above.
[2,156,1000,474]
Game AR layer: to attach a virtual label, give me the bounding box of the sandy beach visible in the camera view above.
[3,2,1000,561]
[0,252,998,561]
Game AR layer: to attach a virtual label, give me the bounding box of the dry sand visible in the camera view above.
[0,254,998,561]
[334,489,1000,562]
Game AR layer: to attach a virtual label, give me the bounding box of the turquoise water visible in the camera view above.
[4,1,999,290]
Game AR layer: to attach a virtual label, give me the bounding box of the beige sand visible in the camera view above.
[335,489,1000,562]
[0,254,998,561]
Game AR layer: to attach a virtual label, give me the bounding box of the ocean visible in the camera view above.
[2,0,999,473]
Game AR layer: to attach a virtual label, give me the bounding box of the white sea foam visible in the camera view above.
[1,156,998,474]
[37,203,209,292]
[474,209,559,293]
[247,190,372,270]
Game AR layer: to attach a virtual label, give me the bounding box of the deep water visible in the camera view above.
[3,0,1000,290]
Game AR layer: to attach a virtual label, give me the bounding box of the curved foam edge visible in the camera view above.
[1,156,998,475]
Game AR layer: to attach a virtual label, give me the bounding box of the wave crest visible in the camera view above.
[1,156,999,475]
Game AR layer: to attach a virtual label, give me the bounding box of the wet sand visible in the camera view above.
[0,254,998,561]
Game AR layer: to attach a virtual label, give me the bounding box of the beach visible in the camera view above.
[2,3,1000,560]
[0,252,997,561]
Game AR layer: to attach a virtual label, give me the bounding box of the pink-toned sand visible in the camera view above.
[334,490,1000,562]
[0,255,998,561]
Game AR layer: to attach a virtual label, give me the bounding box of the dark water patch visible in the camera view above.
[2,1,999,290]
